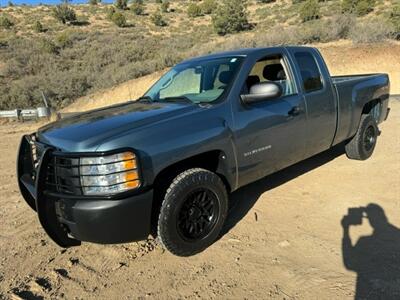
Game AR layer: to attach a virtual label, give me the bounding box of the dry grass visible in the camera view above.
[63,70,166,112]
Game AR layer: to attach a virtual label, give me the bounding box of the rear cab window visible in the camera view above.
[293,51,323,93]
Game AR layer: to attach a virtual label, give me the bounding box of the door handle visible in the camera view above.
[288,106,301,117]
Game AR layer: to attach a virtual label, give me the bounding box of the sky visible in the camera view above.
[0,0,113,6]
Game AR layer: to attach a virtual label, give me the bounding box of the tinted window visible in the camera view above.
[294,52,323,92]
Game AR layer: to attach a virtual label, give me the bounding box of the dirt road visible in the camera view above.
[0,101,399,300]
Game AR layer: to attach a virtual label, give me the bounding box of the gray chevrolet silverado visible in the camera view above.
[18,46,390,256]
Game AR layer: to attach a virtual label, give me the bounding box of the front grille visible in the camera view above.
[28,136,40,170]
[46,156,83,196]
[29,139,83,196]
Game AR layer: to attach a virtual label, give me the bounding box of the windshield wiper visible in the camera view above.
[137,96,153,102]
[161,96,193,104]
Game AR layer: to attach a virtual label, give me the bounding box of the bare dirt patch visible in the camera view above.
[0,101,399,299]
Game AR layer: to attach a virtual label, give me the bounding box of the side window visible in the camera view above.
[294,52,323,92]
[245,55,295,97]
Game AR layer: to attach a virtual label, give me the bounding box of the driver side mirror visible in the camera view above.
[241,82,282,105]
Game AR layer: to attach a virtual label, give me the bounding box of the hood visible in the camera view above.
[37,101,197,151]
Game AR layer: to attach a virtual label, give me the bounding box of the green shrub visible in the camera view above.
[115,0,128,10]
[88,0,99,4]
[258,0,276,3]
[131,3,145,15]
[33,20,44,33]
[53,4,77,24]
[201,0,217,14]
[355,0,374,16]
[161,1,170,13]
[151,12,167,26]
[390,4,400,39]
[342,0,375,16]
[56,32,73,48]
[8,1,14,6]
[0,15,14,29]
[39,39,59,54]
[300,0,320,22]
[106,7,116,20]
[212,0,249,36]
[187,3,202,18]
[155,0,162,3]
[111,12,127,27]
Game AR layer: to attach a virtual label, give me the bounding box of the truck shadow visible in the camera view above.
[222,143,345,235]
[341,204,400,299]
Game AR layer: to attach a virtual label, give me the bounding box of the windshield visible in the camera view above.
[144,56,244,104]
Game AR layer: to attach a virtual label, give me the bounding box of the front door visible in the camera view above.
[233,53,307,187]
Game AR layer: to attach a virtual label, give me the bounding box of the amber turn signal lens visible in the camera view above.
[125,180,140,189]
[125,171,139,181]
[124,159,137,170]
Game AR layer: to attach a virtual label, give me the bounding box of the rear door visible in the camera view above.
[288,48,337,157]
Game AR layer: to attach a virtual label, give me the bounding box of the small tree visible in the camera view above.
[160,1,170,13]
[212,0,249,36]
[88,0,99,5]
[0,15,14,29]
[200,0,217,14]
[151,12,167,26]
[187,3,202,18]
[155,0,162,3]
[300,0,320,22]
[33,20,44,32]
[258,0,276,3]
[115,0,128,10]
[111,12,127,27]
[8,1,14,7]
[53,4,77,24]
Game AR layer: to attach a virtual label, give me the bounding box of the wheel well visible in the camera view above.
[150,150,231,235]
[362,99,382,122]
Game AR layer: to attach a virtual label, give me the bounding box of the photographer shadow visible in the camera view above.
[342,204,400,299]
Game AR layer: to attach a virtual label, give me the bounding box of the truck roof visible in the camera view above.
[179,46,313,64]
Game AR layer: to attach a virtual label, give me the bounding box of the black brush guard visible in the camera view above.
[17,134,81,248]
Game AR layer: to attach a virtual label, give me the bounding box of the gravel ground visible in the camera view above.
[0,100,399,300]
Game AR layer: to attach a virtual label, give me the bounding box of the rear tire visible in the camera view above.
[345,114,379,160]
[157,168,228,257]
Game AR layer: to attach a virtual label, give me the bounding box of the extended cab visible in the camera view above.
[17,46,390,256]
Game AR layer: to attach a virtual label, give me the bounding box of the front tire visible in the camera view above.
[345,114,379,160]
[157,168,228,256]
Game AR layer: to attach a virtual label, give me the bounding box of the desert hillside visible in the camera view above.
[65,41,400,112]
[0,0,399,110]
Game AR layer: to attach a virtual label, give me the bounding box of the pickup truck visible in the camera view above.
[17,46,390,256]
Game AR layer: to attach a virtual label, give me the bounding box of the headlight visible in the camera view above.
[80,151,140,195]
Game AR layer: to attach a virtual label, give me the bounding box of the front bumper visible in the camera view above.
[17,135,153,247]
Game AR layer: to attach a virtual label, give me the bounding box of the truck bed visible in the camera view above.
[332,73,384,84]
[331,73,390,146]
